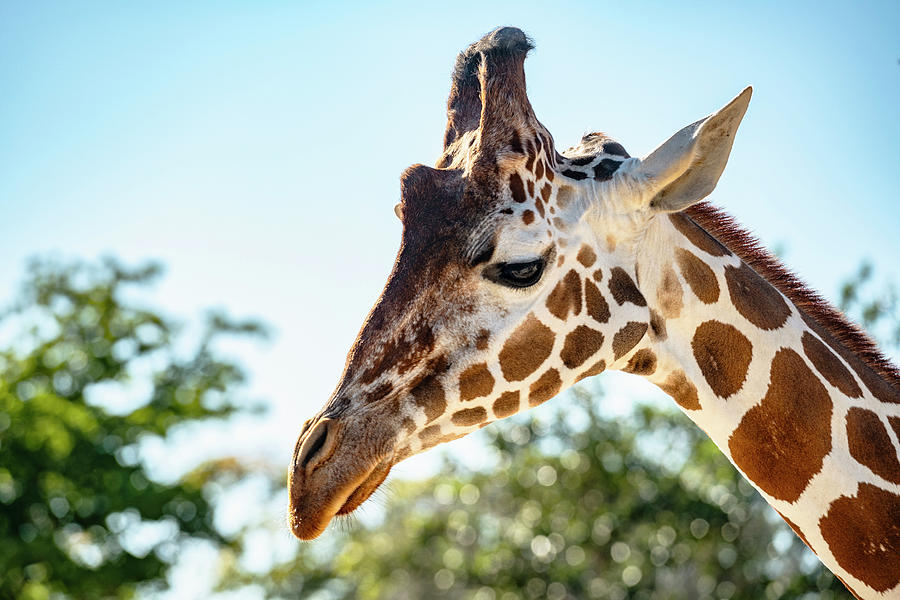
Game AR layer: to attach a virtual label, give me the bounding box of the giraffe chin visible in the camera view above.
[288,455,393,541]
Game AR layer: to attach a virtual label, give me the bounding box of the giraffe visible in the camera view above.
[288,27,900,598]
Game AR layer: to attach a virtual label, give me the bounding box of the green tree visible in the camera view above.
[839,261,900,348]
[0,258,265,599]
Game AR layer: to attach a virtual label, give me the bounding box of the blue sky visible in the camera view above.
[2,0,899,498]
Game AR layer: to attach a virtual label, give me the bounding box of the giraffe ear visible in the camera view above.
[638,87,752,212]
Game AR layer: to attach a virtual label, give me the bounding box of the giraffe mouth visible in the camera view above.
[288,453,393,541]
[336,456,393,516]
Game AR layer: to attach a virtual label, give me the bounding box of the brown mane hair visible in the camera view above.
[685,201,900,389]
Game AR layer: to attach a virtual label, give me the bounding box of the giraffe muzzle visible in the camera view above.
[287,413,396,540]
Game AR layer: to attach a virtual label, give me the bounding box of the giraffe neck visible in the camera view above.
[626,208,900,599]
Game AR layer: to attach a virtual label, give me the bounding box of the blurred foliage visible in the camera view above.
[0,257,266,600]
[839,261,900,349]
[222,390,848,599]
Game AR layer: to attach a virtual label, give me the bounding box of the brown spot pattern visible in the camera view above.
[529,369,561,406]
[725,262,791,330]
[509,173,526,203]
[545,269,583,320]
[576,360,606,382]
[368,381,393,403]
[608,267,646,307]
[675,247,719,304]
[451,406,488,427]
[592,269,603,282]
[801,332,862,398]
[418,424,441,446]
[658,370,700,410]
[526,179,534,197]
[853,361,900,405]
[657,264,684,318]
[890,416,900,442]
[521,209,535,225]
[411,375,446,424]
[669,213,730,257]
[584,280,610,324]
[360,325,434,383]
[623,349,657,375]
[498,314,555,382]
[728,348,832,502]
[560,326,604,369]
[475,329,491,351]
[458,362,495,402]
[846,407,900,484]
[692,320,752,398]
[612,322,648,360]
[535,159,544,180]
[556,186,573,209]
[576,245,596,267]
[540,183,551,202]
[819,483,900,593]
[544,160,554,182]
[801,313,900,405]
[493,391,520,418]
[649,309,667,340]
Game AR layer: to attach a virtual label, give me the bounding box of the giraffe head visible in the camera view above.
[289,27,751,540]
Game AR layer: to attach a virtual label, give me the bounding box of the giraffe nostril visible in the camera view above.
[296,418,336,472]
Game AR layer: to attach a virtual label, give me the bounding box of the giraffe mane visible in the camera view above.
[685,201,900,389]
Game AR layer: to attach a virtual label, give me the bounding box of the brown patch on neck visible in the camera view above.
[728,348,832,503]
[675,247,719,304]
[658,370,700,410]
[691,320,752,398]
[656,264,683,318]
[846,407,900,484]
[612,322,648,360]
[683,202,900,397]
[648,309,667,340]
[801,332,862,398]
[529,369,561,406]
[724,262,790,331]
[623,348,657,375]
[669,212,730,257]
[819,483,900,593]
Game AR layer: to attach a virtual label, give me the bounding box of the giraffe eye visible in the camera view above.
[485,258,545,288]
